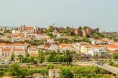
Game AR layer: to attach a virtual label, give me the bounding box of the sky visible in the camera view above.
[0,0,118,32]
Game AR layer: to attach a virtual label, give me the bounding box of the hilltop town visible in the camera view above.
[0,25,118,78]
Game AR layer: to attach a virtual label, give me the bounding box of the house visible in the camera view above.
[47,39,55,44]
[13,48,25,57]
[11,33,24,42]
[28,46,39,56]
[49,69,60,78]
[0,43,27,49]
[59,44,78,53]
[86,46,108,56]
[0,47,26,61]
[60,46,77,53]
[18,25,38,33]
[107,43,118,51]
[48,44,59,52]
[79,44,93,54]
[12,30,21,34]
[37,34,49,40]
[73,43,81,51]
[0,43,28,58]
[1,48,12,61]
[37,45,45,49]
[59,43,73,48]
[0,36,10,42]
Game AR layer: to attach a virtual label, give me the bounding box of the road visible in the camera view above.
[95,63,118,75]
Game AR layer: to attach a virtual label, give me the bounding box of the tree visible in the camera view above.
[38,51,45,64]
[25,52,30,58]
[8,63,20,78]
[21,58,27,63]
[47,63,54,69]
[60,69,74,78]
[18,68,28,78]
[10,53,15,62]
[29,57,35,63]
[78,26,82,29]
[83,26,89,30]
[113,54,118,59]
[47,50,56,62]
[64,50,73,65]
[18,55,24,62]
[0,69,4,77]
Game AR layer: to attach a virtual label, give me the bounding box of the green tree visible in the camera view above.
[25,52,30,58]
[10,53,15,62]
[113,54,118,59]
[0,69,4,77]
[21,58,27,63]
[18,68,28,78]
[60,69,74,78]
[83,26,89,30]
[64,50,73,65]
[29,57,35,63]
[8,63,20,78]
[47,51,56,62]
[78,26,82,29]
[18,55,24,62]
[47,63,54,69]
[38,51,45,64]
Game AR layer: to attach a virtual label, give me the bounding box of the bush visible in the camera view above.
[109,62,114,65]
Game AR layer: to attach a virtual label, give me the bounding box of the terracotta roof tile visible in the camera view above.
[13,48,25,51]
[2,48,11,51]
[25,27,33,30]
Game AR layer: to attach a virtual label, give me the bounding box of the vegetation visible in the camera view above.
[30,39,46,45]
[47,50,73,64]
[0,63,114,78]
[10,53,15,62]
[37,51,45,64]
[109,62,118,67]
[112,54,118,59]
[60,69,74,78]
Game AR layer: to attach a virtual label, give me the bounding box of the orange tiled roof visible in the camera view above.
[108,44,118,48]
[13,48,25,51]
[44,45,50,49]
[5,43,24,46]
[0,43,6,46]
[25,27,33,30]
[59,44,73,48]
[38,34,47,36]
[11,33,24,37]
[2,48,11,51]
[30,52,38,56]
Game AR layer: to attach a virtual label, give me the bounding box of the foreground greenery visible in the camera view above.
[109,62,118,67]
[0,63,114,78]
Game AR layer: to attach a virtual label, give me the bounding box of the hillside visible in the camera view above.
[102,32,118,42]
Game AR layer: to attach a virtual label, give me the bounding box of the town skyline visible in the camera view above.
[0,0,118,32]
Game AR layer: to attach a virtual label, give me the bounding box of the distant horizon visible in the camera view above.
[0,24,117,32]
[0,0,118,32]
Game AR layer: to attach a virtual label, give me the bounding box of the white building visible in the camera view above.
[49,69,60,78]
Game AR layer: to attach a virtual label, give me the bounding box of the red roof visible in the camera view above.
[2,48,11,51]
[5,43,24,46]
[108,44,118,48]
[30,52,38,57]
[25,27,33,30]
[38,34,47,36]
[13,48,25,51]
